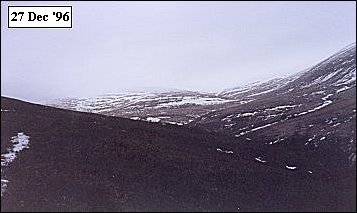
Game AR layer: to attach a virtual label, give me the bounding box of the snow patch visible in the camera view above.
[236,112,257,118]
[216,148,234,154]
[239,100,255,104]
[247,87,278,97]
[333,67,356,86]
[295,98,333,116]
[311,91,325,95]
[130,117,141,120]
[166,121,184,126]
[322,94,333,101]
[307,135,316,142]
[1,133,30,197]
[264,105,296,111]
[285,165,297,170]
[255,157,266,163]
[155,96,234,108]
[332,123,341,127]
[336,85,352,93]
[1,133,30,166]
[236,121,279,137]
[146,117,161,122]
[1,179,9,197]
[157,116,171,119]
[311,70,340,85]
[224,123,236,128]
[268,137,285,145]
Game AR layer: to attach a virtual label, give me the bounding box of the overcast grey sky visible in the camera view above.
[1,1,356,101]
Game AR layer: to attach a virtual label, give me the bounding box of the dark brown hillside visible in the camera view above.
[1,97,355,211]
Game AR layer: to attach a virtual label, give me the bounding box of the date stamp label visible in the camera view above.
[8,6,72,28]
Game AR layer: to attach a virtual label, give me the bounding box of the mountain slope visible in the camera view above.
[1,97,355,211]
[192,43,356,166]
[41,43,356,174]
[219,43,356,100]
[46,90,238,125]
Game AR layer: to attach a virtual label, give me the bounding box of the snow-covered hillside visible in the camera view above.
[192,43,356,166]
[220,44,355,100]
[47,91,238,125]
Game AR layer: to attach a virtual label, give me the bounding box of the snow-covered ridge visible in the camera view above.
[48,92,236,114]
[220,43,356,99]
[219,70,305,99]
[301,43,356,89]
